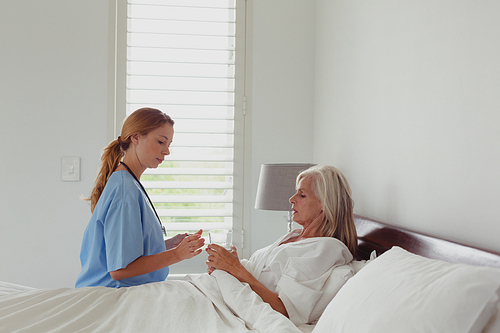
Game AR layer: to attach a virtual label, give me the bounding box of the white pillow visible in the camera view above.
[312,247,500,333]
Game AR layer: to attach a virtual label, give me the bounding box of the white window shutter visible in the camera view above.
[126,0,237,237]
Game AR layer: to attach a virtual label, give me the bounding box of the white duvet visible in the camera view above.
[0,270,303,333]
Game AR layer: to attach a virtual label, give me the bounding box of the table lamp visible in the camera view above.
[254,163,316,232]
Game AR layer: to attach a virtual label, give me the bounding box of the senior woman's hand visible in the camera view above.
[206,245,244,276]
[206,244,290,318]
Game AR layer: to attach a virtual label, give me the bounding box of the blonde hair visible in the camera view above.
[86,108,174,212]
[297,165,357,255]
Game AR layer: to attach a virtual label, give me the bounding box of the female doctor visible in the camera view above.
[76,108,205,288]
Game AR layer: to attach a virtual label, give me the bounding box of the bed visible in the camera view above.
[1,215,499,333]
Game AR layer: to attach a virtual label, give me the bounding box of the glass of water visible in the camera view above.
[209,229,233,250]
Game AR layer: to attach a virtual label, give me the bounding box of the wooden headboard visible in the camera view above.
[354,214,500,268]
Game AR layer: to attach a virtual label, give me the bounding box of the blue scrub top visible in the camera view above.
[75,171,168,288]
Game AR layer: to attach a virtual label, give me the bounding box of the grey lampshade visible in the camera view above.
[254,163,316,211]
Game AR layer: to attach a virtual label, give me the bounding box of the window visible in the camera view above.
[111,0,246,273]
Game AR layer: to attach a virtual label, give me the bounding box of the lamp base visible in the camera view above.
[287,211,293,233]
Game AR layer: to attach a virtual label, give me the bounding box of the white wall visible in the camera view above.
[0,1,110,288]
[314,0,500,252]
[245,0,316,254]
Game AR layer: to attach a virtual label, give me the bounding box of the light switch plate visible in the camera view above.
[62,156,80,181]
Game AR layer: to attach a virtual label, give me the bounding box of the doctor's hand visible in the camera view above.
[206,244,243,277]
[165,233,188,250]
[172,229,205,261]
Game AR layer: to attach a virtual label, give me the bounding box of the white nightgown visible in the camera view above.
[241,229,355,326]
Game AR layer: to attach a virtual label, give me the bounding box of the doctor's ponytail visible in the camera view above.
[85,138,124,212]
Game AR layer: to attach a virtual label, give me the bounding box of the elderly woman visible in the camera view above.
[206,165,357,326]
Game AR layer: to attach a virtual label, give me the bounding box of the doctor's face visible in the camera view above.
[289,177,323,228]
[136,123,174,169]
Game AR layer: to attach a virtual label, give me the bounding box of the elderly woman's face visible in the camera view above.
[289,177,323,227]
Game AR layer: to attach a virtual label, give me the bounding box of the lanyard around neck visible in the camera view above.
[120,162,166,237]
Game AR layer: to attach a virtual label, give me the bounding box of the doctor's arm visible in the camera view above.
[110,230,204,281]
